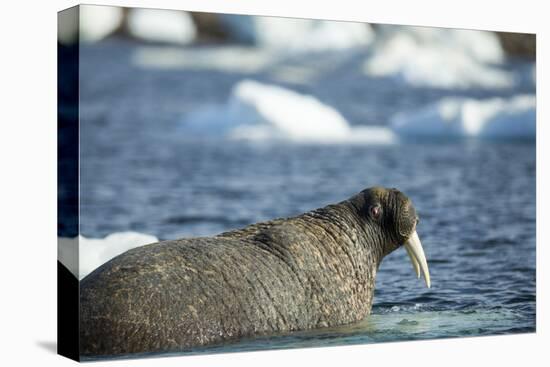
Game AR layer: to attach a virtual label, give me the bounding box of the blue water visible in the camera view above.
[74,38,536,358]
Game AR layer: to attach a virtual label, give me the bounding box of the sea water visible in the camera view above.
[70,37,535,359]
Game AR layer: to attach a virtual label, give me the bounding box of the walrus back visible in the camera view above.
[80,233,314,356]
[80,206,376,356]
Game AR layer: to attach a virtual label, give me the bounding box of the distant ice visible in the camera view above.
[391,95,536,139]
[220,15,374,52]
[363,25,515,89]
[132,45,347,85]
[182,80,396,144]
[79,5,123,43]
[127,9,196,45]
[75,6,196,45]
[133,46,277,74]
[58,232,158,280]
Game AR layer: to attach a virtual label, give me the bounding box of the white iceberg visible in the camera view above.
[364,25,515,89]
[133,46,277,74]
[69,6,196,45]
[127,8,196,45]
[79,5,123,43]
[132,45,348,85]
[58,232,158,280]
[391,95,535,139]
[219,15,374,52]
[183,80,395,144]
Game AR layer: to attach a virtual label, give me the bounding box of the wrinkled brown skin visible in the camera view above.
[80,187,418,357]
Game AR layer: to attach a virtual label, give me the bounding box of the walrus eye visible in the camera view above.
[370,205,382,219]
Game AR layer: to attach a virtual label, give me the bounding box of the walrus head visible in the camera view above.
[349,186,431,288]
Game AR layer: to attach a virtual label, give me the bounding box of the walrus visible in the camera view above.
[80,186,430,357]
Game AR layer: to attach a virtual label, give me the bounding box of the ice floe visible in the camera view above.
[133,46,277,73]
[363,25,515,89]
[391,95,535,139]
[182,80,396,144]
[79,5,123,43]
[74,6,196,45]
[127,8,196,45]
[132,45,350,84]
[58,232,158,280]
[219,15,374,52]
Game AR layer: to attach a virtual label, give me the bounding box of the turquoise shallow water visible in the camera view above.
[83,307,529,361]
[170,307,528,355]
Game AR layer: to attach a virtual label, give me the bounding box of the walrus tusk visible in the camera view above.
[405,244,421,279]
[404,231,431,288]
